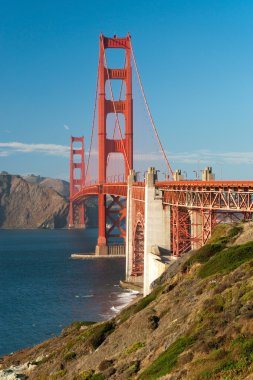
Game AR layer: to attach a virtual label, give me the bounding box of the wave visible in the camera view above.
[110,306,120,312]
[109,289,139,315]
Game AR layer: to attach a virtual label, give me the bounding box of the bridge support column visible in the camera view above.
[190,210,202,250]
[143,167,171,296]
[125,170,136,281]
[95,194,108,256]
[69,136,86,228]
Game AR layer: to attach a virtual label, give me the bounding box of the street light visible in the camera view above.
[135,171,141,181]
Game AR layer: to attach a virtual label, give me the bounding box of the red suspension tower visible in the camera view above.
[69,136,86,227]
[96,33,133,255]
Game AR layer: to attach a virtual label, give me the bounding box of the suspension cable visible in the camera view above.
[102,39,130,172]
[85,60,99,180]
[130,41,173,178]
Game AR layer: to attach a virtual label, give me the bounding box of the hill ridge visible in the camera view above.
[1,223,253,379]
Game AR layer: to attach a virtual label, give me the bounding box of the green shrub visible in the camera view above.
[50,370,67,379]
[183,243,226,272]
[232,336,253,361]
[184,224,244,274]
[228,225,243,238]
[240,289,253,303]
[62,321,95,335]
[123,342,145,356]
[74,372,104,380]
[126,360,140,376]
[65,339,75,351]
[90,374,104,380]
[120,285,164,323]
[88,321,115,349]
[74,370,94,380]
[207,224,231,244]
[138,335,196,379]
[63,351,76,361]
[198,241,253,278]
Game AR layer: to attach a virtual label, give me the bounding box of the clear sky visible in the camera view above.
[1,0,253,180]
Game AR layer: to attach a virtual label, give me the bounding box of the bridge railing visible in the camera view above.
[108,244,125,256]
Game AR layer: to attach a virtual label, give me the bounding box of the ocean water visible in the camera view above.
[0,229,136,356]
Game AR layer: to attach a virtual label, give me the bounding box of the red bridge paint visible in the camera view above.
[69,136,85,227]
[69,34,253,258]
[97,33,133,249]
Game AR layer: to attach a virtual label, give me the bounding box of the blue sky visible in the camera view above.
[1,0,253,180]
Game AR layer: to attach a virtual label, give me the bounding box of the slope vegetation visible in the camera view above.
[1,223,253,379]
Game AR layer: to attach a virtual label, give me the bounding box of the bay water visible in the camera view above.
[0,229,135,356]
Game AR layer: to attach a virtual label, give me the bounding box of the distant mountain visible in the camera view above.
[0,173,98,229]
[22,174,70,198]
[0,173,69,228]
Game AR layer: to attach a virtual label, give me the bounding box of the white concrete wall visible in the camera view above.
[125,183,132,279]
[143,168,171,295]
[190,210,202,250]
[147,253,167,289]
[125,171,135,281]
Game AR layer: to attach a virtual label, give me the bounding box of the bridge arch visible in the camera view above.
[131,212,144,277]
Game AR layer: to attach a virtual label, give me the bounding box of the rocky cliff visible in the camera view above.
[0,173,69,228]
[1,223,253,379]
[22,174,70,198]
[0,173,98,229]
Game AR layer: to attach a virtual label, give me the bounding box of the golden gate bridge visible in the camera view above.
[68,33,253,294]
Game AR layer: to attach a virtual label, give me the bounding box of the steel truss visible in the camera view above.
[162,183,253,212]
[106,195,126,241]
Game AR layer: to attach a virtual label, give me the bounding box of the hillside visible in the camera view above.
[0,173,69,228]
[0,173,98,229]
[22,175,98,226]
[22,175,70,198]
[1,222,253,379]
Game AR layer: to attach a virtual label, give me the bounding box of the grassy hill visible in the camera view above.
[1,223,253,379]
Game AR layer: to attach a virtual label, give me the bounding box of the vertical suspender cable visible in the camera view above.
[130,41,173,178]
[85,61,99,180]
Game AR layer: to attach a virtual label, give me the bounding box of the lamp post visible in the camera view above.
[193,170,198,180]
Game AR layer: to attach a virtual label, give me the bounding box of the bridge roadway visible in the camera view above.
[71,174,253,295]
[72,180,253,213]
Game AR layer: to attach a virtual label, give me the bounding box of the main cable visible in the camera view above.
[130,40,173,179]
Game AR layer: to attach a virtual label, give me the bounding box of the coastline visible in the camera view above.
[0,229,125,357]
[70,253,126,259]
[109,287,141,316]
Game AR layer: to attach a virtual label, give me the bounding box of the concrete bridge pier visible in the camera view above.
[190,210,203,250]
[143,168,171,295]
[125,167,171,295]
[125,170,138,283]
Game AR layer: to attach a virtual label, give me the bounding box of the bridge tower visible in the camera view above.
[96,33,133,255]
[69,136,86,227]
